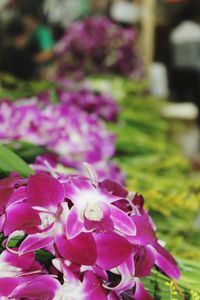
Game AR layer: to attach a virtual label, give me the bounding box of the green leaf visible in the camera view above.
[0,144,34,177]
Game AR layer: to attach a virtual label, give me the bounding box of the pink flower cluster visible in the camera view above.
[0,100,123,181]
[56,16,143,78]
[38,87,119,122]
[0,171,180,299]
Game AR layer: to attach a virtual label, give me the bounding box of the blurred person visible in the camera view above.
[0,17,36,80]
[169,0,200,121]
[23,10,55,67]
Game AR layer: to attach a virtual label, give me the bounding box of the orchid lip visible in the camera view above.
[84,203,103,221]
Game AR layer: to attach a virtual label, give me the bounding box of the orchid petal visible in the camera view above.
[0,249,36,270]
[66,206,84,239]
[134,279,154,300]
[7,186,26,207]
[19,231,53,254]
[82,271,107,300]
[55,232,97,266]
[83,163,98,187]
[0,187,13,215]
[134,246,155,277]
[27,173,64,209]
[100,179,128,198]
[52,259,79,283]
[108,264,134,293]
[92,265,108,281]
[0,214,5,232]
[10,275,60,300]
[128,215,156,246]
[84,215,114,233]
[0,278,19,297]
[107,291,120,300]
[110,206,136,236]
[95,232,133,269]
[151,242,181,279]
[4,203,41,236]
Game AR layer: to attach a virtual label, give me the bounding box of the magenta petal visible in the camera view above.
[70,177,92,191]
[128,215,156,246]
[0,214,5,232]
[4,203,41,236]
[27,174,64,208]
[1,250,35,270]
[55,232,97,266]
[0,175,22,189]
[53,259,79,283]
[95,232,133,269]
[134,279,154,300]
[100,179,128,198]
[7,187,26,207]
[84,215,114,233]
[107,292,120,300]
[110,259,135,293]
[0,187,13,215]
[64,182,79,200]
[92,266,108,281]
[134,246,155,277]
[152,242,181,279]
[110,206,136,236]
[82,271,107,300]
[66,206,83,239]
[19,231,53,253]
[10,275,60,300]
[0,278,19,297]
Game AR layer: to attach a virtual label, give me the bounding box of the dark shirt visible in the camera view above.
[0,44,36,80]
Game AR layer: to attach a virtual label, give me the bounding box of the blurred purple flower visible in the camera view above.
[38,86,119,122]
[0,170,180,299]
[0,100,124,181]
[56,16,143,78]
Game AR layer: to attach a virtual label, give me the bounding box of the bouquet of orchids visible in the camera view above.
[56,16,142,79]
[0,100,123,182]
[0,164,180,300]
[38,87,119,122]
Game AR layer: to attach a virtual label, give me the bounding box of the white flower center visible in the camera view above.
[39,212,55,229]
[53,282,83,300]
[84,202,103,221]
[76,188,105,222]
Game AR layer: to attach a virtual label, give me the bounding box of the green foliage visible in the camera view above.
[89,76,200,297]
[140,259,200,299]
[6,141,46,163]
[0,144,34,177]
[0,73,55,100]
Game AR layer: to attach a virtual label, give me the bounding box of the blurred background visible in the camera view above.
[1,0,200,149]
[0,1,200,297]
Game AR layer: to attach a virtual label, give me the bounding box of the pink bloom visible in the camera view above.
[0,170,180,299]
[0,100,124,182]
[0,249,44,298]
[64,175,136,239]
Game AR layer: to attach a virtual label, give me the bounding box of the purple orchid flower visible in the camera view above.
[55,16,143,78]
[0,99,124,182]
[52,258,107,300]
[0,169,180,299]
[55,88,119,122]
[0,249,46,298]
[64,175,136,239]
